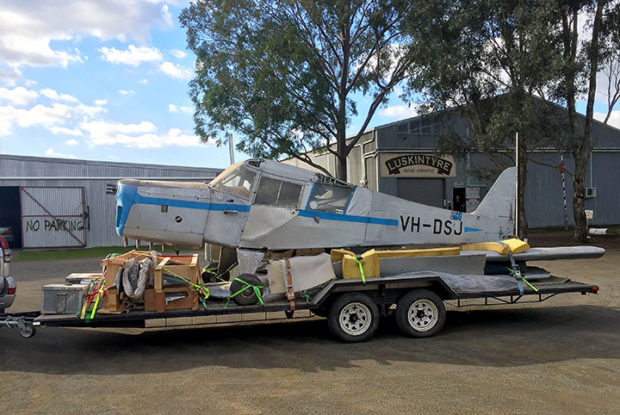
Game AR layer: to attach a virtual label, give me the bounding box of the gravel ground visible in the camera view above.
[1,240,619,415]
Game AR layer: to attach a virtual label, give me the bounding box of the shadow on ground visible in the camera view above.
[1,305,618,375]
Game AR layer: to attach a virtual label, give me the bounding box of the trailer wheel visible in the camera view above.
[18,319,36,339]
[229,274,263,306]
[327,293,379,342]
[395,289,445,338]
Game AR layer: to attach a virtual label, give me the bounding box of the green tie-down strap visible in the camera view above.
[227,278,264,307]
[355,256,366,284]
[507,267,538,293]
[162,267,211,310]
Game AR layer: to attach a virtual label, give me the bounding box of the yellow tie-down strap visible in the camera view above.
[338,247,461,280]
[461,238,530,255]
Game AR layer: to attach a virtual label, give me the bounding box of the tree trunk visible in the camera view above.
[572,150,588,242]
[334,117,348,180]
[336,152,347,181]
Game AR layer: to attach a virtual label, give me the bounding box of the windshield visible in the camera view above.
[209,164,257,199]
[307,183,354,213]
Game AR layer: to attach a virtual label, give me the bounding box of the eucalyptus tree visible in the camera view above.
[545,0,620,241]
[402,0,561,238]
[181,0,413,179]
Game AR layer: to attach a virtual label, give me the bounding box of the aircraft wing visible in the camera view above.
[463,246,605,262]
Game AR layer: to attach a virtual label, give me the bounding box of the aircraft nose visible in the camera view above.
[115,181,138,236]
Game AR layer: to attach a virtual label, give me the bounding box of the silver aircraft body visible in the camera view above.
[115,159,516,250]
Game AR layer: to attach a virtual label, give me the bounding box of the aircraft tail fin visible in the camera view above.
[473,167,516,236]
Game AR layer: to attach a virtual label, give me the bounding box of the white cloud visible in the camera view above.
[44,148,76,159]
[170,49,187,59]
[159,61,193,80]
[118,89,136,96]
[80,120,209,148]
[94,99,108,106]
[378,104,420,119]
[0,68,23,86]
[594,110,620,129]
[99,45,162,66]
[40,88,79,103]
[0,86,39,106]
[52,128,83,137]
[0,1,174,69]
[161,4,173,27]
[138,79,149,84]
[64,138,80,145]
[168,104,193,114]
[0,101,105,136]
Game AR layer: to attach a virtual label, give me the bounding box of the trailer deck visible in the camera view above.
[1,272,599,339]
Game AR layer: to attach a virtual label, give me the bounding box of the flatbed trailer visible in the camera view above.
[0,271,599,342]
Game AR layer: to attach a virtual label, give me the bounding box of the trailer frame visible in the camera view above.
[0,272,599,340]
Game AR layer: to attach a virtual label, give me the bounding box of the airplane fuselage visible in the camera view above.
[116,159,514,249]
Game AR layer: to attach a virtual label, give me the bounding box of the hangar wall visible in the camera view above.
[286,108,620,228]
[0,155,221,249]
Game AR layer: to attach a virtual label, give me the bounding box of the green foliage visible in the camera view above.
[403,0,565,162]
[180,0,412,178]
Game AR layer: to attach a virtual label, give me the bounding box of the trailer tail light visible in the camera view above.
[7,287,15,295]
[592,286,599,293]
[0,237,7,249]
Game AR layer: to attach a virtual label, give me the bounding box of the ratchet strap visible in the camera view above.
[284,258,295,316]
[161,266,210,310]
[355,256,366,284]
[507,249,538,296]
[226,277,264,307]
[79,272,107,322]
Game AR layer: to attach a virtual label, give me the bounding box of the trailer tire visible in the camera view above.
[395,289,445,338]
[229,274,263,306]
[18,319,36,339]
[327,293,379,342]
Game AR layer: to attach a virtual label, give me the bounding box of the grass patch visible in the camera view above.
[14,246,136,262]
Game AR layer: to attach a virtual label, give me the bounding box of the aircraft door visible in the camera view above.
[203,166,256,247]
[364,210,385,243]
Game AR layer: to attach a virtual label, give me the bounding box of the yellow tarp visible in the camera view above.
[339,247,461,280]
[461,238,530,255]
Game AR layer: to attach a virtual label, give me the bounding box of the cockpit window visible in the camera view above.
[255,176,302,208]
[307,183,354,213]
[209,164,256,199]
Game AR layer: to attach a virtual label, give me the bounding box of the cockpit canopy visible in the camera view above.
[209,163,256,199]
[208,160,356,213]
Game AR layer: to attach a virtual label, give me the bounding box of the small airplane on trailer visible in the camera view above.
[114,159,604,273]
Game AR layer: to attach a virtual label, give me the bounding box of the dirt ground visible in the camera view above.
[1,235,619,415]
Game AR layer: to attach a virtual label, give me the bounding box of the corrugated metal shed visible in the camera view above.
[0,155,221,248]
[284,102,620,228]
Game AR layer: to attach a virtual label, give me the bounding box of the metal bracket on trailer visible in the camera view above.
[0,313,40,338]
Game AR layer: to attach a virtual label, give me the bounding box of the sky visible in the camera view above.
[0,1,618,170]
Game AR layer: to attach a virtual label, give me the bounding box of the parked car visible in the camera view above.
[0,236,16,313]
[0,226,14,243]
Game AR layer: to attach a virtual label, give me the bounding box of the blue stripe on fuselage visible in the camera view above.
[115,183,250,236]
[116,183,398,236]
[297,209,398,226]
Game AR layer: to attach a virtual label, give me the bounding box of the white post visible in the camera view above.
[228,132,235,165]
[515,132,519,238]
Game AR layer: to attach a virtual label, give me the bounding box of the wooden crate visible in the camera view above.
[101,251,155,289]
[144,286,198,312]
[101,251,201,313]
[98,287,126,314]
[153,255,200,313]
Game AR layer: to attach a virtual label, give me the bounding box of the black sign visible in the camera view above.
[384,155,453,176]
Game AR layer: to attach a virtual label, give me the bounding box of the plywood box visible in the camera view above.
[144,285,198,312]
